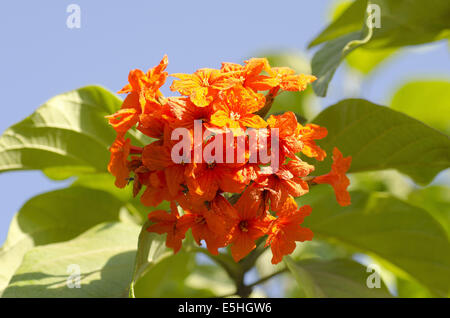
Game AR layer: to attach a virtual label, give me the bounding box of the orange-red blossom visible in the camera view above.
[106,55,352,264]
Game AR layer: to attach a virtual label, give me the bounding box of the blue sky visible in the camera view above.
[0,0,449,244]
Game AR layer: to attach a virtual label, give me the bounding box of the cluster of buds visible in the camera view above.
[106,55,351,264]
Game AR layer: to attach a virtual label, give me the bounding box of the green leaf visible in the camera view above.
[128,220,173,297]
[0,86,147,180]
[285,257,392,298]
[299,186,450,297]
[311,28,373,97]
[311,99,450,185]
[408,186,450,238]
[0,187,124,295]
[365,0,450,49]
[71,173,170,224]
[2,222,140,297]
[390,80,450,134]
[284,257,324,297]
[396,276,433,298]
[308,0,450,96]
[332,1,400,75]
[264,53,317,119]
[185,263,235,296]
[133,251,215,297]
[0,86,121,179]
[128,221,214,297]
[310,0,450,49]
[308,0,368,48]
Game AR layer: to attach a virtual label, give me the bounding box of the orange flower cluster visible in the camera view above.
[106,55,352,264]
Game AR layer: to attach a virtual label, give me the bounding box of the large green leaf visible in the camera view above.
[0,187,124,295]
[308,0,368,48]
[2,222,140,297]
[308,0,450,96]
[311,29,372,97]
[364,0,450,48]
[71,173,170,224]
[128,220,173,297]
[0,86,147,180]
[285,257,392,298]
[184,263,235,297]
[133,251,215,297]
[408,186,450,238]
[390,80,450,134]
[310,0,450,49]
[327,0,398,75]
[0,86,121,179]
[396,276,433,298]
[311,99,450,185]
[129,220,213,297]
[299,186,450,297]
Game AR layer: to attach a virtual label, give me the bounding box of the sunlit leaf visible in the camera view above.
[3,222,140,297]
[128,220,173,297]
[311,29,372,97]
[310,0,450,49]
[0,187,123,295]
[390,80,450,134]
[285,257,392,298]
[0,86,144,180]
[311,99,450,185]
[308,0,367,48]
[308,0,450,96]
[408,186,450,238]
[129,221,212,297]
[299,186,450,297]
[72,173,170,223]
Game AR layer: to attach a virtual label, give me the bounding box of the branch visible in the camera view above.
[246,268,287,289]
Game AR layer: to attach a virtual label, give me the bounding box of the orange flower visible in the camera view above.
[142,141,186,197]
[167,97,213,130]
[267,112,303,159]
[271,67,316,92]
[106,55,169,135]
[185,161,252,201]
[177,195,234,255]
[210,85,267,130]
[108,135,131,188]
[137,99,175,139]
[140,170,177,207]
[170,68,238,107]
[106,56,352,263]
[105,93,140,135]
[255,160,314,211]
[265,200,313,264]
[118,55,169,107]
[314,147,352,206]
[297,123,328,161]
[221,58,279,92]
[228,188,273,262]
[147,201,186,253]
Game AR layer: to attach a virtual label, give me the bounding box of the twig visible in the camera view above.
[246,268,287,289]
